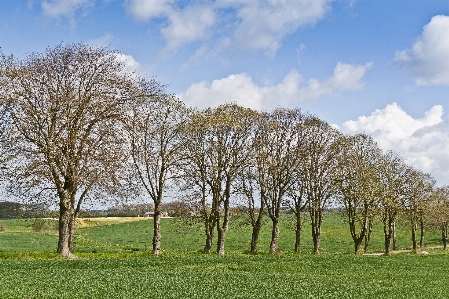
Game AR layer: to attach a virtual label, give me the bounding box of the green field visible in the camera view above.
[0,214,448,298]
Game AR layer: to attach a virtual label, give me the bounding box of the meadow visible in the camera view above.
[0,214,448,299]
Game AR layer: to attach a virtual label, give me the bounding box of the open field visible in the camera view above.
[1,214,448,298]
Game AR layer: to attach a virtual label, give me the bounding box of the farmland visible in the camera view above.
[0,214,448,298]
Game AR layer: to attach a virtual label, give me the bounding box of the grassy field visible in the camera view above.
[0,214,448,298]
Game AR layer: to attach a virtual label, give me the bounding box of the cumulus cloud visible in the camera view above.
[125,0,172,20]
[234,0,331,55]
[41,0,92,18]
[115,53,140,74]
[126,0,331,54]
[341,103,449,184]
[179,61,372,110]
[395,15,449,86]
[88,33,114,48]
[161,5,216,51]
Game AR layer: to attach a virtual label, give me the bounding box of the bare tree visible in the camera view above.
[377,151,408,255]
[126,96,191,255]
[0,44,158,257]
[427,186,449,250]
[401,167,435,252]
[253,108,309,253]
[301,118,341,254]
[182,103,260,255]
[236,163,266,254]
[334,134,382,254]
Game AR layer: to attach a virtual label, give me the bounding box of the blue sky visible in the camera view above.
[1,0,449,185]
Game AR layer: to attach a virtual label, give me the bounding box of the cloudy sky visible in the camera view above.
[1,0,449,185]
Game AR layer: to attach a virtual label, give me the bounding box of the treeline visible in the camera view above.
[0,44,448,257]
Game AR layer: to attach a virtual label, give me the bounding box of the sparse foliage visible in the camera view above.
[0,43,155,257]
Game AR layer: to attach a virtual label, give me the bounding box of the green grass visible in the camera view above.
[0,214,447,298]
[0,254,448,298]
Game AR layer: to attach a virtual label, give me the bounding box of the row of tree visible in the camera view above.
[1,44,448,257]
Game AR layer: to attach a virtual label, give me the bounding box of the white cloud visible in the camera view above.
[126,0,331,55]
[299,61,372,101]
[125,0,172,20]
[115,53,140,74]
[88,33,114,48]
[161,5,216,51]
[41,0,92,18]
[341,103,449,184]
[395,15,449,86]
[180,61,372,110]
[234,0,331,55]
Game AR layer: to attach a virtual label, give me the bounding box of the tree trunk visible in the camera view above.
[269,218,280,254]
[364,220,372,253]
[392,221,397,250]
[419,220,425,247]
[204,218,214,253]
[442,225,448,250]
[295,221,302,253]
[216,201,230,255]
[310,210,322,254]
[383,217,392,255]
[294,212,302,252]
[250,225,261,254]
[68,217,75,252]
[312,229,320,254]
[217,226,226,255]
[57,201,75,258]
[411,221,418,252]
[152,203,161,255]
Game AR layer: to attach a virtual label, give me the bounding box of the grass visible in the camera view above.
[0,213,447,298]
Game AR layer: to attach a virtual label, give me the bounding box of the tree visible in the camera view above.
[334,134,382,254]
[377,151,408,255]
[401,167,435,252]
[427,186,449,250]
[253,108,309,253]
[126,96,191,255]
[236,163,266,254]
[300,118,341,254]
[0,44,157,257]
[182,103,260,255]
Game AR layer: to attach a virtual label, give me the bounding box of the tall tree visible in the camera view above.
[377,151,408,255]
[183,104,259,255]
[126,96,191,255]
[254,108,309,253]
[401,167,435,252]
[301,118,341,254]
[334,134,382,254]
[427,186,449,250]
[236,163,266,254]
[0,44,158,257]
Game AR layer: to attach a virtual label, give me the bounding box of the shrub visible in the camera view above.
[0,220,5,233]
[32,218,58,232]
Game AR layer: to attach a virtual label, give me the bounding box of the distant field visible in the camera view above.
[0,214,448,298]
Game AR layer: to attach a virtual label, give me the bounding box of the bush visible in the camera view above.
[32,218,58,232]
[0,220,5,233]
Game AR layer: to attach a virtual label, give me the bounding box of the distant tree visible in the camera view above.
[253,108,309,253]
[301,118,341,253]
[160,200,191,217]
[0,44,159,257]
[427,186,449,250]
[125,96,191,255]
[236,161,266,253]
[377,151,408,255]
[401,167,435,252]
[334,134,382,254]
[182,104,260,255]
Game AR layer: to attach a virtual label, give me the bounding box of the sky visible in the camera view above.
[1,0,449,186]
